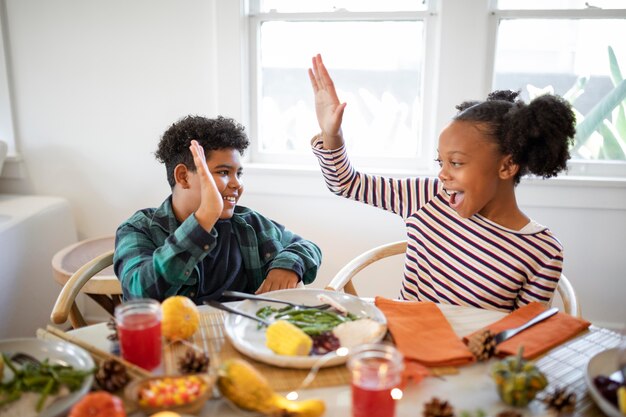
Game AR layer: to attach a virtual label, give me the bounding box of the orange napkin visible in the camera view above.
[375,297,475,367]
[464,302,591,359]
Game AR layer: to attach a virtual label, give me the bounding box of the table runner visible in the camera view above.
[163,308,352,392]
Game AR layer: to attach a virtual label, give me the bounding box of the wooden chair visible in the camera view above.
[50,249,122,328]
[325,240,581,317]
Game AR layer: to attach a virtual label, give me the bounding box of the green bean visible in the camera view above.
[36,378,54,412]
[0,354,94,412]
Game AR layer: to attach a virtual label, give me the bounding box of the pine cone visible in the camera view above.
[467,330,496,361]
[496,411,522,417]
[106,317,119,341]
[423,397,455,417]
[178,348,210,374]
[541,387,577,413]
[95,359,130,392]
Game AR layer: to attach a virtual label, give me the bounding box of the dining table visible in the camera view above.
[49,301,623,417]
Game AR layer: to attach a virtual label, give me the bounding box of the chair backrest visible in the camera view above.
[50,249,121,329]
[325,240,581,317]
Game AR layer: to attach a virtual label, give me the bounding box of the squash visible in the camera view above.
[68,391,126,417]
[491,347,548,407]
[218,358,325,417]
[161,296,200,341]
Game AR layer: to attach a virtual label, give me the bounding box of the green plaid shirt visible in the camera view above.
[113,197,322,302]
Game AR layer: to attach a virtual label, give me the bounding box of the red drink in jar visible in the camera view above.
[348,344,404,417]
[115,299,162,371]
[351,382,395,417]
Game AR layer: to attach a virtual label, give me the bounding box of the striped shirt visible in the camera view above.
[312,137,563,312]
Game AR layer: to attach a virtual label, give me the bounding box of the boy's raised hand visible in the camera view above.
[189,140,223,231]
[308,54,347,150]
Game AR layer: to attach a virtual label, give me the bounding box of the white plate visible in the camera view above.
[223,288,387,369]
[585,347,624,417]
[0,338,95,417]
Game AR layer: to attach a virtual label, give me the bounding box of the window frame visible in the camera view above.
[490,2,626,178]
[246,1,441,171]
[0,0,16,157]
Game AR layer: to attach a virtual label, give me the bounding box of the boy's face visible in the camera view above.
[185,148,244,220]
[208,148,244,219]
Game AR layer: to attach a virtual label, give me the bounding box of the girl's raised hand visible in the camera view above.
[189,140,223,231]
[308,54,347,150]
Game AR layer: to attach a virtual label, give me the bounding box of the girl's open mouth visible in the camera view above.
[448,190,465,210]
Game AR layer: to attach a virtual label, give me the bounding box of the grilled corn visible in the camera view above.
[265,320,313,356]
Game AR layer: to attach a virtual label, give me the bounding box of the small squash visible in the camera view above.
[161,296,200,341]
[218,358,325,417]
[68,391,126,417]
[491,347,548,407]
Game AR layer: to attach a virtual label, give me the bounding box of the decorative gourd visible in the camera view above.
[161,296,200,341]
[218,358,325,417]
[491,347,548,407]
[68,391,126,417]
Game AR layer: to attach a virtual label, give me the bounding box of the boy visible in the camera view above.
[114,115,322,303]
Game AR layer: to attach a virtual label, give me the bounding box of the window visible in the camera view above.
[492,0,626,176]
[0,1,16,156]
[247,0,435,170]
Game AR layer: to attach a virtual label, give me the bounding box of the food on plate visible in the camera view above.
[618,386,626,414]
[137,375,209,409]
[594,374,626,410]
[218,358,325,416]
[491,348,548,407]
[256,305,357,336]
[332,318,387,349]
[0,353,93,413]
[161,295,200,341]
[68,391,126,417]
[266,320,313,356]
[311,332,341,355]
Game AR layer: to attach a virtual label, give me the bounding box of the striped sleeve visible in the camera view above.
[311,134,439,219]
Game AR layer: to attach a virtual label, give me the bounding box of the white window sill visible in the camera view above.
[243,162,626,211]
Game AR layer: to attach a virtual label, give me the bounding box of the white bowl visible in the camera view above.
[585,347,624,417]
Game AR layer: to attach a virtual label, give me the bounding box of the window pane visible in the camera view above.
[497,0,626,10]
[260,0,426,13]
[258,21,424,158]
[493,19,626,161]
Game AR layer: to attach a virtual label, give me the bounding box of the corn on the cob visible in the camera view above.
[265,320,313,356]
[618,386,626,414]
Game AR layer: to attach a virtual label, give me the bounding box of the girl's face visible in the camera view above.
[436,120,514,220]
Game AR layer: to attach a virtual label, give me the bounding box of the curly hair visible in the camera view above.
[155,115,250,188]
[454,90,576,184]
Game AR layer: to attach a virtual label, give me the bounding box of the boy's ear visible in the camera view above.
[174,164,191,189]
[499,155,519,180]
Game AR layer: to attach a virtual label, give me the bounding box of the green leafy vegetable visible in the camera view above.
[256,306,358,336]
[0,353,94,412]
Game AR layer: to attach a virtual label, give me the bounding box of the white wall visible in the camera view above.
[0,0,624,329]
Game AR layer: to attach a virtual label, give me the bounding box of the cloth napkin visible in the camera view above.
[464,302,591,359]
[375,297,476,367]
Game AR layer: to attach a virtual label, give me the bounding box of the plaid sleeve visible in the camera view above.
[113,212,217,301]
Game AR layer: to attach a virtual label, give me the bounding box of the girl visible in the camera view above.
[309,54,576,312]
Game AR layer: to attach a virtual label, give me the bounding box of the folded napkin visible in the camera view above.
[464,302,591,359]
[375,297,475,367]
